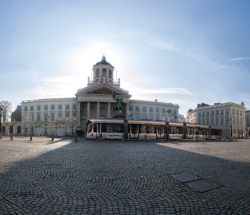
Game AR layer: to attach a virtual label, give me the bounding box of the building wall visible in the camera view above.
[186,102,246,138]
[20,98,77,136]
[128,100,179,122]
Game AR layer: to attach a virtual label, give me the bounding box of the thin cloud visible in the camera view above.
[228,57,250,61]
[139,87,194,96]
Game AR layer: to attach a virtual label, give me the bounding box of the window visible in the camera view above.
[129,105,133,111]
[58,112,62,119]
[156,107,159,113]
[149,107,153,113]
[51,105,55,110]
[24,106,28,111]
[44,105,48,111]
[102,68,107,76]
[143,106,147,112]
[211,110,214,116]
[135,106,139,112]
[58,104,62,110]
[72,104,76,110]
[162,108,165,114]
[37,105,41,111]
[31,114,34,121]
[221,109,224,115]
[30,106,34,111]
[167,109,172,114]
[216,110,219,115]
[44,114,48,121]
[66,112,70,117]
[36,113,41,121]
[66,104,70,110]
[51,113,55,121]
[73,112,76,117]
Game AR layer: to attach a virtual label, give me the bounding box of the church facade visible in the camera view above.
[1,57,181,137]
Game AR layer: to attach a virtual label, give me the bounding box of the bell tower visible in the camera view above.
[92,56,114,84]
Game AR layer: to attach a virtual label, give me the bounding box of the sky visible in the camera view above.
[1,0,250,115]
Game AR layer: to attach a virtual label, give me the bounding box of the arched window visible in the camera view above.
[102,68,107,76]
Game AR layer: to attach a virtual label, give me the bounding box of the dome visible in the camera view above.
[94,56,113,66]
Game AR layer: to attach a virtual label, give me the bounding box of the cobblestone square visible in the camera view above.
[0,137,250,214]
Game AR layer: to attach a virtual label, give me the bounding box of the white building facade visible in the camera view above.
[186,102,246,138]
[1,56,182,137]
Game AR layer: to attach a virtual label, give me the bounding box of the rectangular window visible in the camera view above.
[167,109,172,114]
[66,104,70,110]
[44,105,48,111]
[162,108,165,113]
[135,106,139,112]
[30,106,34,111]
[44,114,48,121]
[37,113,41,121]
[37,105,41,111]
[24,106,28,111]
[31,114,34,121]
[51,113,55,121]
[143,106,147,112]
[58,112,62,119]
[129,105,133,111]
[156,107,159,113]
[72,104,76,110]
[58,104,62,110]
[51,105,55,110]
[149,107,153,113]
[66,112,70,117]
[73,112,76,117]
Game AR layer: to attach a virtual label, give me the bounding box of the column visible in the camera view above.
[108,102,111,118]
[87,102,90,119]
[96,102,100,118]
[76,103,81,127]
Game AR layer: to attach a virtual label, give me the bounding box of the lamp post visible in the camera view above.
[0,107,3,139]
[230,117,233,140]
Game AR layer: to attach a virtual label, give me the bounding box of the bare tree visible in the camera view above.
[0,100,12,121]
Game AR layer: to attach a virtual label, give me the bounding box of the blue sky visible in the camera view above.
[1,0,250,115]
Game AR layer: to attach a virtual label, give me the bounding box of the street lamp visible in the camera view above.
[0,107,3,139]
[230,117,233,140]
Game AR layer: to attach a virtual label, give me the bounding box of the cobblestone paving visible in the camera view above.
[0,137,250,214]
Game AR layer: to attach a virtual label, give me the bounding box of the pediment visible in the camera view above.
[76,84,131,98]
[87,87,117,95]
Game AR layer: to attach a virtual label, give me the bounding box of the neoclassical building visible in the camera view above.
[186,102,247,138]
[1,56,181,136]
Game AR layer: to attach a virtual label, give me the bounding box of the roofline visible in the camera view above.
[129,99,179,107]
[21,97,76,104]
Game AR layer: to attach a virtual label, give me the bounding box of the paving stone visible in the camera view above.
[186,179,223,193]
[0,137,250,214]
[172,173,200,183]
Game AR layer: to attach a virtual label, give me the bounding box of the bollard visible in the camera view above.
[30,135,32,141]
[10,135,13,141]
[51,136,54,141]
